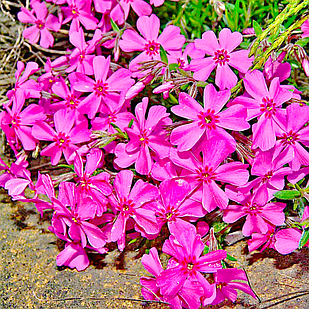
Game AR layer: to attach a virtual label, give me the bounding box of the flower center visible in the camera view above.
[139,129,149,144]
[177,58,186,68]
[66,95,79,109]
[187,263,194,270]
[197,109,219,130]
[260,97,276,118]
[71,6,79,16]
[213,49,230,66]
[216,282,227,289]
[54,132,70,148]
[280,130,299,146]
[94,81,109,97]
[120,198,135,214]
[197,166,216,184]
[262,170,273,183]
[72,217,78,223]
[166,212,173,220]
[35,20,45,29]
[144,40,160,56]
[10,116,21,129]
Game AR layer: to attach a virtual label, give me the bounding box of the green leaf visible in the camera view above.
[253,20,263,36]
[295,37,309,47]
[160,45,168,64]
[203,245,209,255]
[110,18,120,32]
[299,228,309,248]
[128,238,138,245]
[226,253,237,261]
[169,63,179,71]
[273,190,301,200]
[58,164,75,171]
[128,119,134,128]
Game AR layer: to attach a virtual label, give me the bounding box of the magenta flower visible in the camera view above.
[157,223,226,298]
[276,103,309,171]
[74,149,112,216]
[274,228,302,255]
[119,14,185,72]
[110,0,152,25]
[170,138,249,212]
[6,61,40,101]
[211,268,257,305]
[248,223,277,252]
[114,97,171,175]
[156,178,206,231]
[301,19,309,38]
[1,94,46,151]
[18,1,61,48]
[231,70,293,151]
[190,28,253,89]
[62,0,98,34]
[170,85,249,151]
[263,52,291,83]
[32,109,91,165]
[141,247,204,309]
[51,182,107,249]
[109,170,159,250]
[72,55,134,119]
[223,188,286,237]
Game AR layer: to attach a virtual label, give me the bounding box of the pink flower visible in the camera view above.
[74,149,112,216]
[72,55,134,119]
[18,1,61,48]
[157,223,226,298]
[264,52,291,83]
[276,103,309,171]
[211,268,257,305]
[170,138,249,212]
[32,109,91,165]
[190,28,253,89]
[119,14,185,72]
[114,97,171,175]
[274,228,302,255]
[110,0,152,25]
[301,19,309,38]
[223,188,286,237]
[61,0,98,34]
[0,93,46,151]
[109,170,159,250]
[231,70,293,151]
[170,85,249,151]
[6,61,40,101]
[248,223,277,252]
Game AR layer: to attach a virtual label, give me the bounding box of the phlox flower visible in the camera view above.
[114,97,171,175]
[18,1,61,48]
[32,109,91,165]
[0,93,46,151]
[50,182,108,250]
[170,138,249,212]
[61,0,98,34]
[301,19,309,38]
[72,55,134,119]
[119,14,185,72]
[223,187,286,237]
[263,52,291,83]
[170,85,249,152]
[239,146,293,199]
[111,0,152,25]
[141,247,204,309]
[74,149,112,216]
[157,223,226,299]
[190,28,253,89]
[155,178,206,232]
[210,268,257,305]
[276,103,309,171]
[247,223,277,252]
[6,61,40,102]
[109,170,159,251]
[231,70,293,151]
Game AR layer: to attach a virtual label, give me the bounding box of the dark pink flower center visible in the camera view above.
[54,132,70,148]
[280,130,299,146]
[216,282,227,289]
[80,176,91,190]
[123,0,135,3]
[10,115,21,129]
[197,166,216,184]
[35,19,45,29]
[262,170,273,183]
[94,81,109,97]
[71,5,79,16]
[107,114,117,124]
[139,129,149,144]
[213,49,230,66]
[177,58,186,68]
[120,197,135,214]
[246,202,261,214]
[197,109,219,130]
[65,94,79,109]
[79,52,86,62]
[144,40,160,56]
[260,97,276,118]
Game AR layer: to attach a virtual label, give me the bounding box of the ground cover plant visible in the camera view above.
[0,0,309,307]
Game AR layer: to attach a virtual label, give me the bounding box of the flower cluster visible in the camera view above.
[1,0,309,308]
